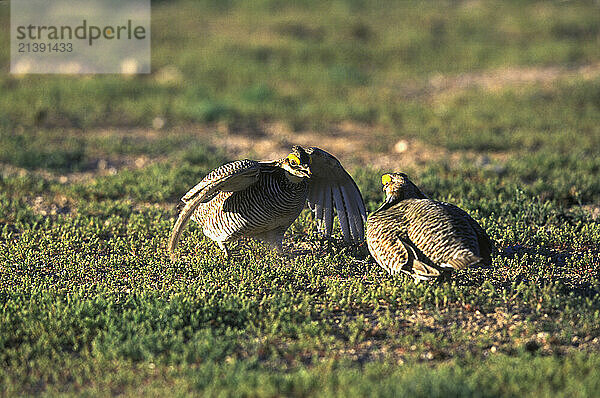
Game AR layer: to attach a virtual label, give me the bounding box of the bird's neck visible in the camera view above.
[284,171,305,184]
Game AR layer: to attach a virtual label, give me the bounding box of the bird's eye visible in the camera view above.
[287,154,300,166]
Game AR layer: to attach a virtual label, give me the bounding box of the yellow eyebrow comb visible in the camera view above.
[287,154,301,164]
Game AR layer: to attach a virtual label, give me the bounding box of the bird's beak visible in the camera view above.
[383,187,401,203]
[374,195,395,213]
[302,165,312,177]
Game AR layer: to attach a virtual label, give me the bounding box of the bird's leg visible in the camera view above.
[266,238,284,255]
[271,237,284,253]
[255,228,285,254]
[217,241,230,258]
[219,240,251,260]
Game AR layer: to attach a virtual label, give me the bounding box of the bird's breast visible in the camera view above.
[194,172,308,240]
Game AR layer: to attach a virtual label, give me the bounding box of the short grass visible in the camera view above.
[1,0,600,396]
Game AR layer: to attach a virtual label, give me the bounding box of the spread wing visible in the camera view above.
[305,147,367,243]
[168,159,278,260]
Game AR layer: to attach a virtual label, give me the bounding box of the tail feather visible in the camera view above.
[168,197,206,261]
[444,254,483,270]
[412,260,441,280]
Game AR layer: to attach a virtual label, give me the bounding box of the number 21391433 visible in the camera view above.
[18,42,73,53]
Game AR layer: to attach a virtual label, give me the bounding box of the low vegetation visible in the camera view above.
[1,0,599,396]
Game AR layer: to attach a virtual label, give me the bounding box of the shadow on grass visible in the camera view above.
[453,244,600,298]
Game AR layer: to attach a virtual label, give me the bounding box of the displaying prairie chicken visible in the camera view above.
[366,173,495,281]
[168,146,366,260]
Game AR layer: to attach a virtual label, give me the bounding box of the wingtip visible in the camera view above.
[167,239,177,262]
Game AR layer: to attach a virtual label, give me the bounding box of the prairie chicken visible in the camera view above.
[168,146,366,260]
[366,173,495,281]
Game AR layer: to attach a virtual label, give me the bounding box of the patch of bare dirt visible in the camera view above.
[210,120,509,172]
[399,62,600,100]
[2,119,508,194]
[0,156,149,185]
[0,126,176,184]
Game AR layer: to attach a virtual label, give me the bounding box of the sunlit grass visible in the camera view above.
[1,0,600,396]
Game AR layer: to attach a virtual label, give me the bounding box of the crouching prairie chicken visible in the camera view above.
[168,146,366,260]
[366,173,495,281]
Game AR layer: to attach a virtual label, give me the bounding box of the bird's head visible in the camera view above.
[282,145,312,180]
[381,172,427,204]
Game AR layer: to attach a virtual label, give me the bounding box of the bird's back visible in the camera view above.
[369,198,492,270]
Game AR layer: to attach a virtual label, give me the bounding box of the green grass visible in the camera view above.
[2,0,600,396]
[2,151,600,396]
[1,1,600,130]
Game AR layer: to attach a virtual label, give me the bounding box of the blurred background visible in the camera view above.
[0,0,599,205]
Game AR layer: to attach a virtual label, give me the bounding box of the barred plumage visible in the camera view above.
[366,173,495,281]
[168,146,366,260]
